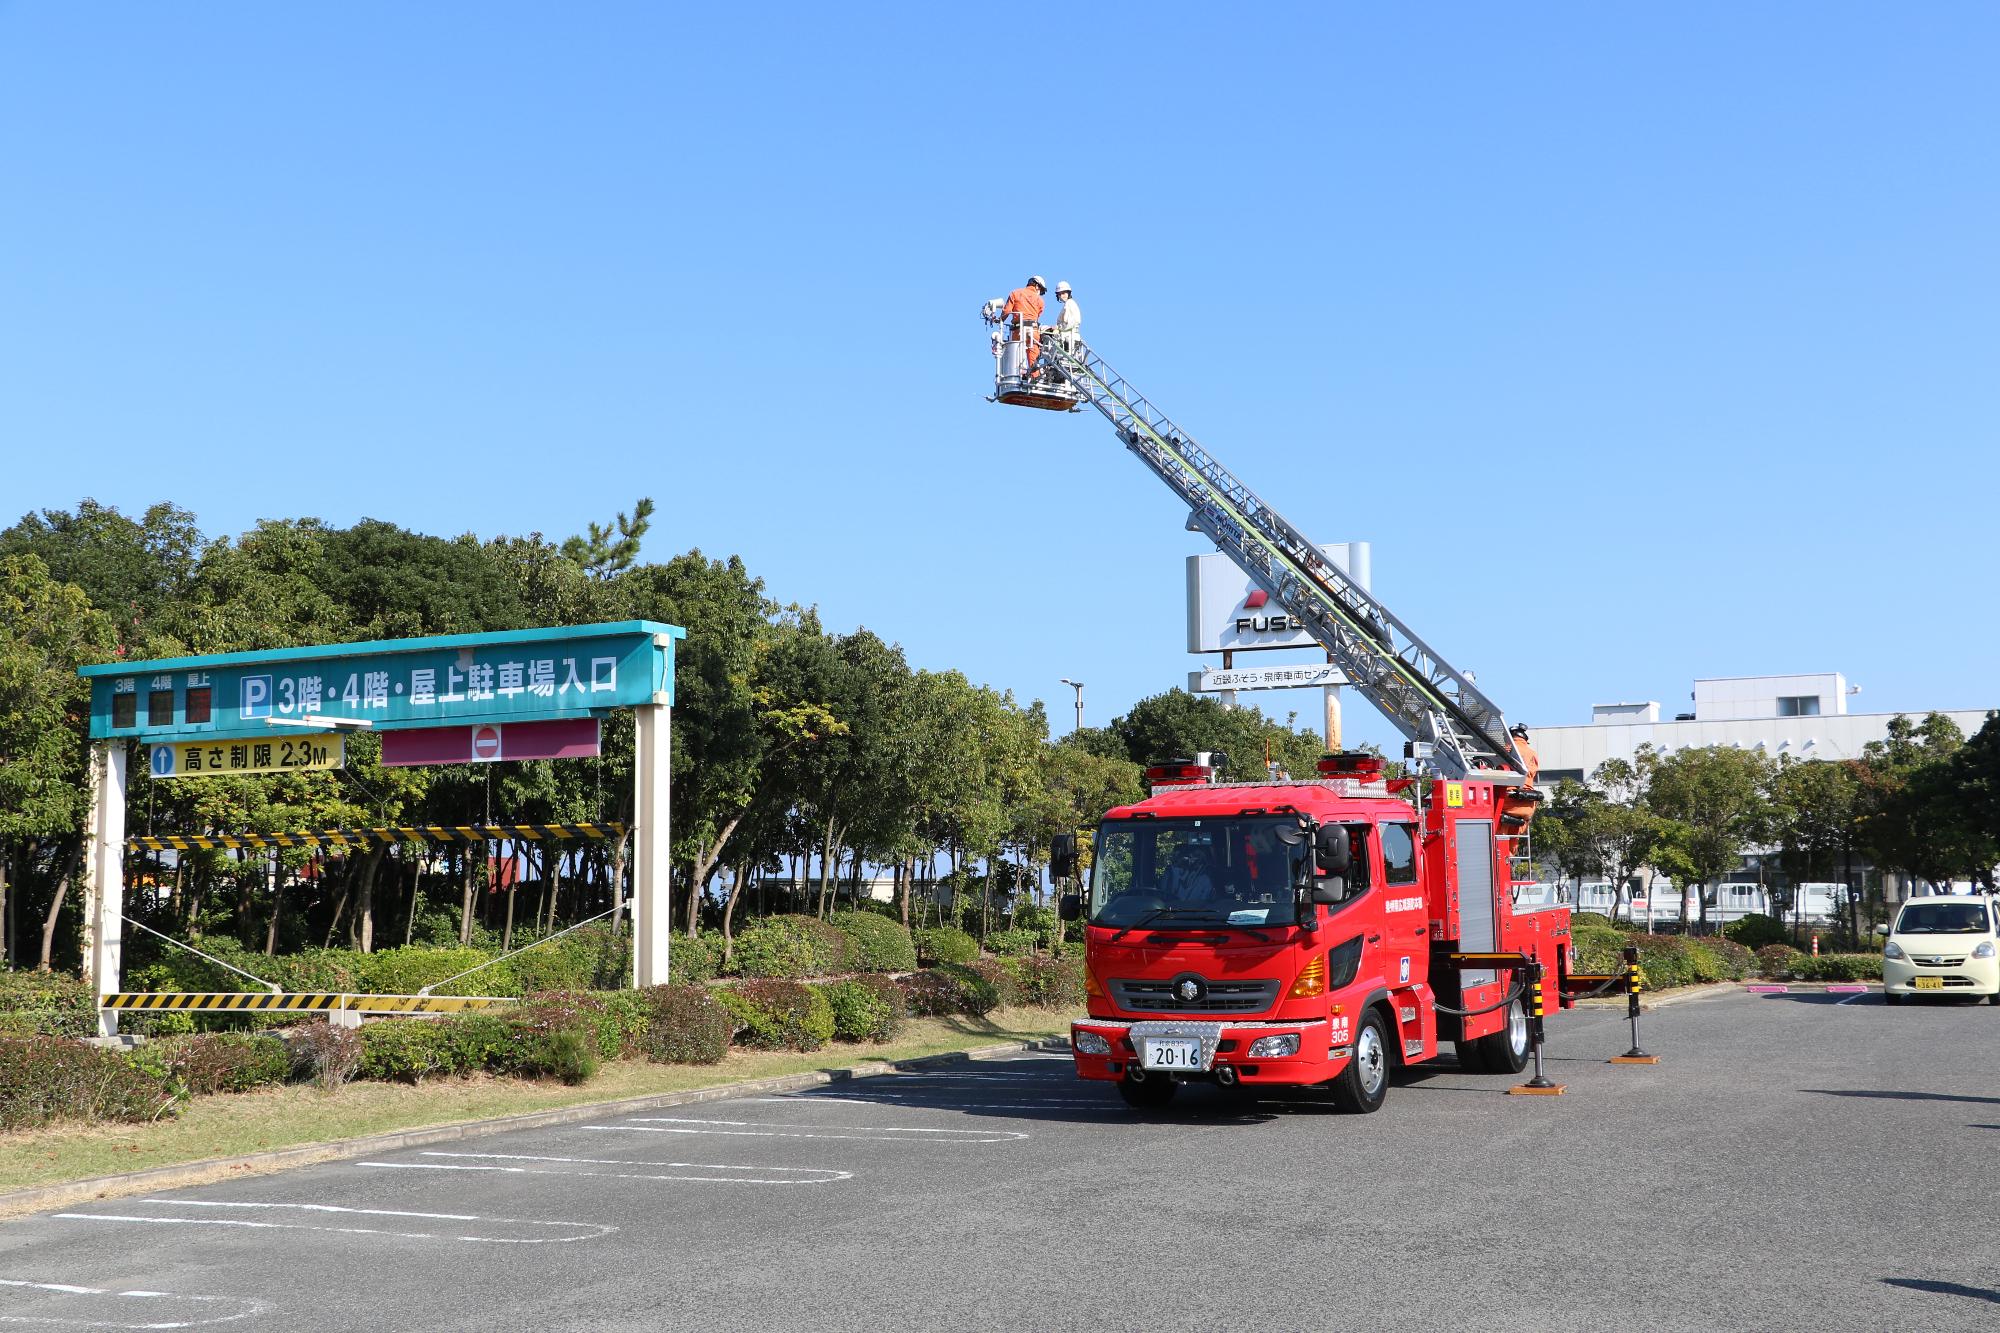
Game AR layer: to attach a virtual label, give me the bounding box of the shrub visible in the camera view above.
[1756,944,1802,978]
[968,958,1025,1007]
[509,924,631,992]
[983,929,1040,958]
[1012,903,1056,934]
[357,947,517,998]
[158,1033,291,1095]
[1724,913,1790,951]
[358,1019,459,1084]
[503,1023,600,1084]
[1006,954,1086,1009]
[639,984,733,1064]
[291,1021,363,1090]
[853,973,907,1039]
[1698,937,1755,980]
[715,979,835,1050]
[0,1036,172,1130]
[732,915,852,979]
[830,911,918,973]
[670,932,725,985]
[914,926,979,966]
[0,970,101,1038]
[901,964,1001,1018]
[515,991,647,1062]
[439,1013,514,1071]
[821,977,903,1042]
[1790,953,1883,982]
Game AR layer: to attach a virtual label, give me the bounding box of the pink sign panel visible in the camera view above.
[380,718,601,767]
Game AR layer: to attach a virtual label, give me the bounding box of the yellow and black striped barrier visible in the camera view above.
[100,992,513,1014]
[125,822,626,854]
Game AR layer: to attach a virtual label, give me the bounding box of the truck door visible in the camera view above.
[1379,819,1425,986]
[1456,820,1497,986]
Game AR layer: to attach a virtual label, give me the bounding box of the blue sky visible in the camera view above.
[4,3,1996,751]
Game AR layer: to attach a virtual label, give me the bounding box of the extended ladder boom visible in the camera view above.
[1036,334,1522,781]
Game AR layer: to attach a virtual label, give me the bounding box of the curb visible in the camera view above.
[1569,981,1735,1011]
[0,1037,1070,1220]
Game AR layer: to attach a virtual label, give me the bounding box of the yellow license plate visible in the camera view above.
[1913,976,1943,990]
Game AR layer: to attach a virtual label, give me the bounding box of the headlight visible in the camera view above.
[1973,942,1997,960]
[1883,940,1906,961]
[1072,1029,1112,1056]
[1247,1032,1300,1059]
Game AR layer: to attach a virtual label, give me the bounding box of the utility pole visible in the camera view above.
[1058,678,1085,736]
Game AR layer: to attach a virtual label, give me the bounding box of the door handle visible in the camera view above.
[1367,934,1381,944]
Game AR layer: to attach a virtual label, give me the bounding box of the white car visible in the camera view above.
[1881,895,2000,1004]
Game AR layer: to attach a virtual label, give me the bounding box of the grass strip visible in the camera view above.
[0,1009,1071,1194]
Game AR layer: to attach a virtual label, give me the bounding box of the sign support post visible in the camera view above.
[630,701,672,988]
[82,741,128,1037]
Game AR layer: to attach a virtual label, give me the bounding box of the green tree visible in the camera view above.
[1640,745,1775,931]
[1769,756,1863,941]
[563,497,655,581]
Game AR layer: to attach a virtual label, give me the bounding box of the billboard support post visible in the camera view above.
[630,701,672,988]
[81,741,128,1037]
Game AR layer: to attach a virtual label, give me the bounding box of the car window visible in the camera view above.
[1380,823,1418,886]
[1894,901,1992,934]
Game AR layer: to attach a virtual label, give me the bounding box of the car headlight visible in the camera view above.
[1973,942,1997,960]
[1883,940,1906,961]
[1072,1029,1112,1056]
[1247,1032,1300,1059]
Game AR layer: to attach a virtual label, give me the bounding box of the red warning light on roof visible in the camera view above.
[1243,589,1269,609]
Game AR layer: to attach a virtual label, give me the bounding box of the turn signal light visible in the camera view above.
[1288,955,1326,998]
[1084,967,1105,998]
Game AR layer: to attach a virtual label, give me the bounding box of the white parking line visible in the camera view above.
[53,1199,614,1244]
[357,1152,851,1185]
[769,1092,1113,1111]
[0,1278,269,1329]
[1836,990,1870,1005]
[588,1118,1029,1143]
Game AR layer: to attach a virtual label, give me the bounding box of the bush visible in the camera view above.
[509,924,631,993]
[358,1018,459,1084]
[967,958,1025,1007]
[357,947,516,998]
[1756,943,1802,978]
[1005,954,1086,1009]
[732,915,852,979]
[982,929,1040,958]
[1724,913,1790,951]
[821,977,904,1042]
[1789,953,1883,982]
[901,964,1001,1018]
[158,1033,291,1095]
[439,1012,514,1071]
[0,970,102,1038]
[639,984,733,1064]
[830,911,918,973]
[914,926,979,966]
[1697,937,1755,980]
[503,1023,599,1084]
[291,1021,363,1090]
[0,1036,172,1130]
[515,991,648,1062]
[1012,903,1056,935]
[715,979,835,1050]
[670,932,725,985]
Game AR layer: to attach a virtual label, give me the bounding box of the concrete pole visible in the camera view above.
[81,741,128,1037]
[630,703,672,988]
[1219,650,1236,710]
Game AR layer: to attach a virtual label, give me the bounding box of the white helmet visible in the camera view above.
[1055,281,1072,296]
[1028,274,1047,291]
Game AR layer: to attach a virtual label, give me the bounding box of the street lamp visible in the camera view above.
[1058,679,1085,736]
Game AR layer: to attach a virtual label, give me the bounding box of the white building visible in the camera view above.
[1529,672,1993,787]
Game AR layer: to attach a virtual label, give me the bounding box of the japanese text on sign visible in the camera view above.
[149,735,346,779]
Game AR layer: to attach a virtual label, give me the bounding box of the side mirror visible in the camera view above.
[1315,825,1351,875]
[1311,878,1345,906]
[1872,923,1889,937]
[1050,833,1078,881]
[1058,893,1084,922]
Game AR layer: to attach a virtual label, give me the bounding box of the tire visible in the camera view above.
[1883,990,1902,1006]
[1329,1009,1391,1114]
[1116,1075,1179,1110]
[1472,998,1532,1075]
[1987,992,2000,1007]
[1451,1040,1487,1073]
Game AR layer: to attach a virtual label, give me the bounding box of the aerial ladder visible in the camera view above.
[985,304,1535,795]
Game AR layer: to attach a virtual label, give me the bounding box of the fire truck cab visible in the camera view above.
[1064,755,1571,1113]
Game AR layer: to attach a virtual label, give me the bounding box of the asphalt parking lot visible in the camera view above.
[2,988,1996,1332]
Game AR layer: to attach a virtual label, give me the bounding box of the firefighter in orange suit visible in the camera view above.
[1001,275,1048,373]
[1510,723,1540,789]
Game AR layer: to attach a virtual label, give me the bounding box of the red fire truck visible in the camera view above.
[989,303,1579,1111]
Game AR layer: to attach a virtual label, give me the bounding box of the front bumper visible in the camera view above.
[1069,1017,1343,1086]
[1883,953,2000,997]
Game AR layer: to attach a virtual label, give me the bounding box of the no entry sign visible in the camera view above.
[380,718,601,767]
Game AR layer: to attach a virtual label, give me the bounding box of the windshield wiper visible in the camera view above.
[1105,906,1214,943]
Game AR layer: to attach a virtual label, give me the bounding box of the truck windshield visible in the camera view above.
[1895,901,1991,934]
[1090,816,1306,930]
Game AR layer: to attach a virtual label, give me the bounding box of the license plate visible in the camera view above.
[1142,1038,1203,1071]
[1913,976,1943,990]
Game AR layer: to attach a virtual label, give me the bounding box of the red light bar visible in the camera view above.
[1145,761,1213,786]
[1315,752,1385,779]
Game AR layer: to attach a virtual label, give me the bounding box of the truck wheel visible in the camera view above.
[1329,1010,1390,1114]
[1473,998,1532,1075]
[1452,1040,1488,1073]
[1116,1075,1178,1110]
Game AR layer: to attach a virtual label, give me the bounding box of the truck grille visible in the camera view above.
[1109,977,1281,1014]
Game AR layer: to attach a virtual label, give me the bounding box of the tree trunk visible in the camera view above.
[405,854,424,947]
[0,849,10,967]
[609,830,630,936]
[353,845,384,953]
[545,848,562,935]
[898,857,911,929]
[502,868,517,954]
[459,847,477,946]
[721,858,750,967]
[265,852,283,955]
[38,843,83,971]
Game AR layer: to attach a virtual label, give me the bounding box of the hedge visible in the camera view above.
[914,926,979,966]
[822,976,906,1042]
[1787,953,1884,982]
[1757,943,1802,978]
[830,911,918,973]
[732,915,853,979]
[902,964,1000,1018]
[716,979,835,1050]
[0,970,98,1038]
[982,929,1041,958]
[639,984,733,1064]
[1724,913,1790,951]
[0,1036,174,1130]
[153,1033,291,1096]
[1002,954,1086,1009]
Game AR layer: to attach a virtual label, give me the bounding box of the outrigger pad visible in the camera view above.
[1608,1055,1660,1065]
[1507,1082,1568,1095]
